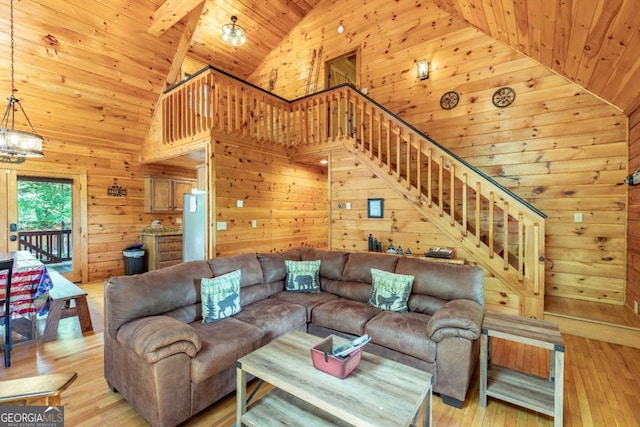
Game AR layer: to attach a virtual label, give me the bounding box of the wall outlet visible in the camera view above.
[176,217,182,224]
[251,220,257,228]
[216,221,227,230]
[574,212,583,223]
[237,200,244,208]
[635,301,639,315]
[346,202,351,210]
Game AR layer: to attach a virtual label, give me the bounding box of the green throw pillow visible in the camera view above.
[285,260,321,293]
[368,268,414,312]
[201,269,241,323]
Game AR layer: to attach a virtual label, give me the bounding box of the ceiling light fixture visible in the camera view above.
[0,0,44,164]
[417,59,429,80]
[221,16,246,47]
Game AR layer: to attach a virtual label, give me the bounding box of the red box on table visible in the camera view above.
[310,335,362,379]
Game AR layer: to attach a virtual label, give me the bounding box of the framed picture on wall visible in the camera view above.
[368,198,384,218]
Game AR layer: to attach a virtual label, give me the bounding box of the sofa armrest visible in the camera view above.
[426,299,483,342]
[116,315,202,363]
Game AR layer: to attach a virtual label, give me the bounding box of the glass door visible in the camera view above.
[1,169,86,282]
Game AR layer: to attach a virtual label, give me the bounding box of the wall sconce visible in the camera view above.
[417,59,429,80]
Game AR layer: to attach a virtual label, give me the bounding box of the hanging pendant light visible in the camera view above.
[0,0,44,164]
[221,16,246,47]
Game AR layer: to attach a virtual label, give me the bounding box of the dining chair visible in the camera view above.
[0,259,14,367]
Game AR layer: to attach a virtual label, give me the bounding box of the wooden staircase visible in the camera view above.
[145,66,547,318]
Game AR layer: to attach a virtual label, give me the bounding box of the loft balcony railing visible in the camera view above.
[159,67,546,316]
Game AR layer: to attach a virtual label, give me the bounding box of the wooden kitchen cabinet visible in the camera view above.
[144,176,196,212]
[173,179,196,211]
[142,231,183,271]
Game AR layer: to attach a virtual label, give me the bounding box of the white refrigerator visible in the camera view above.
[182,192,207,262]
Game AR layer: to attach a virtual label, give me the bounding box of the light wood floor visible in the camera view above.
[2,280,640,426]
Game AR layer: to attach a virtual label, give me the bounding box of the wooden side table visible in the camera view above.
[479,312,564,427]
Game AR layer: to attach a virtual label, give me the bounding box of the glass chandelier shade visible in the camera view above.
[0,96,44,160]
[1,0,44,163]
[222,16,246,47]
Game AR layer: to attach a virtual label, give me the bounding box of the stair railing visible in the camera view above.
[343,90,546,301]
[159,67,546,308]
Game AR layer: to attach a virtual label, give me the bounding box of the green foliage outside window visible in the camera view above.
[18,180,72,230]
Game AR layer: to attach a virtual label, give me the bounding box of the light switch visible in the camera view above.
[346,202,351,210]
[217,221,227,230]
[574,212,583,223]
[251,220,257,228]
[237,200,244,208]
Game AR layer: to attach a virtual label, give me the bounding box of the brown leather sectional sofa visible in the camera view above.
[104,247,485,426]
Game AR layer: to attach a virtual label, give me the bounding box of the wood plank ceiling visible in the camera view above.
[431,0,640,115]
[1,0,640,154]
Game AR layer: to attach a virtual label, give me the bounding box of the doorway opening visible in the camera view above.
[325,51,358,89]
[325,50,359,138]
[17,176,74,274]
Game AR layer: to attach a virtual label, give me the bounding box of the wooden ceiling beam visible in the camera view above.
[165,1,206,87]
[149,0,205,36]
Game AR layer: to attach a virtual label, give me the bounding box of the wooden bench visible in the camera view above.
[42,271,93,342]
[0,372,77,406]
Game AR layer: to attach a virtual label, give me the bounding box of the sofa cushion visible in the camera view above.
[395,257,485,308]
[201,270,241,323]
[341,252,399,283]
[368,268,414,312]
[269,291,339,321]
[321,279,372,302]
[406,294,448,316]
[365,311,436,363]
[233,299,307,343]
[189,318,264,383]
[105,260,213,338]
[285,260,321,293]
[257,251,302,283]
[208,253,264,287]
[117,316,202,363]
[311,298,381,335]
[300,248,349,280]
[239,283,270,306]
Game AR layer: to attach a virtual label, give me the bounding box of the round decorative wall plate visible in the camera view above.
[440,91,459,110]
[492,87,516,108]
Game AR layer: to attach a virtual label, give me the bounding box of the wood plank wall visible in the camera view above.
[213,135,328,256]
[331,151,520,315]
[627,108,640,312]
[6,132,327,281]
[4,136,195,281]
[249,0,629,305]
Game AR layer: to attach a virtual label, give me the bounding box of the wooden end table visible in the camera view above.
[479,312,564,427]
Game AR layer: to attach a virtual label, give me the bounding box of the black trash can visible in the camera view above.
[123,248,146,275]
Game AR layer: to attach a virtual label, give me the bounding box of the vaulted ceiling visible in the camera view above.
[1,0,639,153]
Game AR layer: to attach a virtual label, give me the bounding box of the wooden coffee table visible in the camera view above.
[236,330,432,427]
